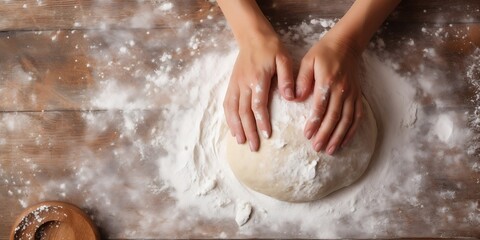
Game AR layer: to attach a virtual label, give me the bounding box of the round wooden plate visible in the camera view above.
[10,201,100,240]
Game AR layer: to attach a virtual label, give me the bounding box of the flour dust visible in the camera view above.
[1,1,479,238]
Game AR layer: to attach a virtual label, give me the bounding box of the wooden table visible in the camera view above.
[0,1,479,239]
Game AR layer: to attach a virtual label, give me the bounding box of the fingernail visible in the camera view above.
[296,88,302,98]
[249,141,255,151]
[236,135,242,144]
[305,130,313,139]
[261,130,270,139]
[314,142,322,152]
[327,145,336,155]
[285,88,294,99]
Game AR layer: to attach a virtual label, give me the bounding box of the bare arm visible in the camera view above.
[217,1,275,46]
[328,0,401,54]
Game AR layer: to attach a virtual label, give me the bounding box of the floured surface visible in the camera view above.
[0,2,479,239]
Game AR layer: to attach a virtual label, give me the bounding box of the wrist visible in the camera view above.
[236,25,279,49]
[232,17,278,48]
[323,0,400,54]
[218,0,278,48]
[322,30,364,59]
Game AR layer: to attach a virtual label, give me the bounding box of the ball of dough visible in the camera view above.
[226,92,377,202]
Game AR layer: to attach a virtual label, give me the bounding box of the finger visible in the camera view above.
[239,89,260,151]
[223,85,246,144]
[341,98,363,147]
[325,97,355,155]
[311,90,344,152]
[295,56,315,101]
[251,77,272,140]
[304,83,330,140]
[276,53,295,100]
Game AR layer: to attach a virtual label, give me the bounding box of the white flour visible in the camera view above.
[1,2,479,238]
[467,48,480,156]
[76,23,480,237]
[13,205,63,240]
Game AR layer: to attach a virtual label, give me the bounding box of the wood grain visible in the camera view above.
[1,23,479,112]
[0,0,479,239]
[0,1,480,31]
[10,201,100,240]
[0,0,221,31]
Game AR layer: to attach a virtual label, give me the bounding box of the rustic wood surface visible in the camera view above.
[0,0,479,239]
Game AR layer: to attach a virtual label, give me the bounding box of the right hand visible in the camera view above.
[295,35,363,155]
[223,33,294,151]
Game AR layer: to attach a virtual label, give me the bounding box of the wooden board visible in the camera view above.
[0,0,479,32]
[0,0,479,239]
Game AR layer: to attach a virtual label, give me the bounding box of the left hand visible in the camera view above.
[295,34,364,155]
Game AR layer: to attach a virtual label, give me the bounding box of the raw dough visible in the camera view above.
[226,91,377,202]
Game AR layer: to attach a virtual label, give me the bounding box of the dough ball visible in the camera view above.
[226,92,377,202]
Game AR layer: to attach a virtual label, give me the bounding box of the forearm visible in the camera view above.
[327,0,401,53]
[217,0,277,46]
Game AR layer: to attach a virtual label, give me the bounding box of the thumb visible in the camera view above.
[275,53,295,101]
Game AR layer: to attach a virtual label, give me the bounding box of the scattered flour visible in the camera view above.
[14,205,63,239]
[235,202,252,226]
[434,114,454,143]
[1,8,479,239]
[158,2,173,11]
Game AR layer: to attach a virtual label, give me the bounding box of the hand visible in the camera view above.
[224,33,294,151]
[296,34,363,155]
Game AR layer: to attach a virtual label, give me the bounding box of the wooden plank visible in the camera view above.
[0,0,480,31]
[0,111,479,238]
[0,0,479,239]
[261,0,480,25]
[1,23,479,112]
[390,0,480,24]
[0,26,233,111]
[0,0,221,31]
[0,110,171,238]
